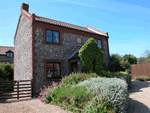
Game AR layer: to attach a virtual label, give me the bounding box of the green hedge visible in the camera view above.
[0,62,13,81]
[61,73,98,87]
[78,38,104,75]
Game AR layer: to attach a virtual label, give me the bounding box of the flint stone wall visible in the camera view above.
[14,15,32,81]
[34,28,109,93]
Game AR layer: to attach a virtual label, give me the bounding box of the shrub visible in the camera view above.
[112,71,131,89]
[133,75,150,81]
[0,62,13,81]
[77,77,129,113]
[84,94,111,113]
[78,38,104,74]
[61,72,98,87]
[39,83,113,113]
[120,59,131,72]
[107,54,123,72]
[99,70,113,78]
[122,54,137,64]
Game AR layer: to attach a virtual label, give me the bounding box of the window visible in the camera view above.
[7,52,13,58]
[46,62,61,79]
[77,37,82,44]
[95,39,102,49]
[46,30,59,43]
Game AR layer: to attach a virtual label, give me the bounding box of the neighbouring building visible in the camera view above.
[14,3,110,94]
[0,46,14,63]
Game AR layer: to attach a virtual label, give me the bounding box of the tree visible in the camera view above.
[142,50,150,58]
[78,38,104,74]
[122,54,137,64]
[138,50,150,64]
[107,53,123,72]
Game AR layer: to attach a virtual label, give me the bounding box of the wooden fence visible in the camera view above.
[0,79,35,100]
[131,63,150,79]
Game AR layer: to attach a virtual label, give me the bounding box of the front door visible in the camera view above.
[71,62,78,73]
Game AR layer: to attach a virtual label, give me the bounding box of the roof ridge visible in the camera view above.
[35,15,88,29]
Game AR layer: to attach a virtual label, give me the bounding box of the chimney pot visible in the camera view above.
[21,3,29,12]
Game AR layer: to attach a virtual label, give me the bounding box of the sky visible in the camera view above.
[0,0,150,58]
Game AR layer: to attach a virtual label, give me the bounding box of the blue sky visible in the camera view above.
[0,0,150,58]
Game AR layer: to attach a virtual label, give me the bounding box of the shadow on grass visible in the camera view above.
[129,81,150,94]
[127,98,150,113]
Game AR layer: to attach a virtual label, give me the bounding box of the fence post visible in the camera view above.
[31,79,35,98]
[17,81,19,99]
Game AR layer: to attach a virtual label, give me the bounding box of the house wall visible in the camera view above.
[0,55,14,63]
[14,15,32,80]
[33,22,110,93]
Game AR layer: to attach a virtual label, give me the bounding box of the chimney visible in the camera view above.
[21,3,29,12]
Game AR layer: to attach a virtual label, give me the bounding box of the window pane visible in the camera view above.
[54,71,60,77]
[95,39,98,43]
[47,63,53,70]
[46,36,52,42]
[46,30,52,36]
[77,38,81,44]
[10,53,12,57]
[97,40,101,44]
[53,31,59,37]
[53,37,59,43]
[97,40,102,49]
[47,69,54,78]
[98,44,102,49]
[54,63,60,70]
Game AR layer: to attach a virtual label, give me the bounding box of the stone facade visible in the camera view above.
[14,3,110,95]
[34,27,109,93]
[14,15,32,80]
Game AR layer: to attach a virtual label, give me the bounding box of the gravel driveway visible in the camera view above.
[128,80,150,113]
[0,80,150,113]
[0,98,66,113]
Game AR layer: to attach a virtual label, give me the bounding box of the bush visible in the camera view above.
[112,71,131,89]
[77,77,129,113]
[134,75,150,81]
[78,38,104,74]
[61,72,98,87]
[99,70,113,78]
[39,81,113,113]
[122,54,137,64]
[84,94,112,113]
[0,62,13,81]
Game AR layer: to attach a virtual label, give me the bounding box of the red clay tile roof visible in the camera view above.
[35,16,108,37]
[0,46,14,55]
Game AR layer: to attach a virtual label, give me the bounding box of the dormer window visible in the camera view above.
[6,52,13,58]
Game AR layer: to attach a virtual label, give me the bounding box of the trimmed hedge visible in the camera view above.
[78,38,104,74]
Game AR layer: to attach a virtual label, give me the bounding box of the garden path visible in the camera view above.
[128,80,150,113]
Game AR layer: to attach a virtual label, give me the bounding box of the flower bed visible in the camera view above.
[38,74,129,113]
[134,75,150,81]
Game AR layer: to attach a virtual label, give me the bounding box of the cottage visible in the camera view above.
[0,46,14,63]
[14,3,110,93]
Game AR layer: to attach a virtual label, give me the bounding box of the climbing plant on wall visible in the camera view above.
[78,38,104,74]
